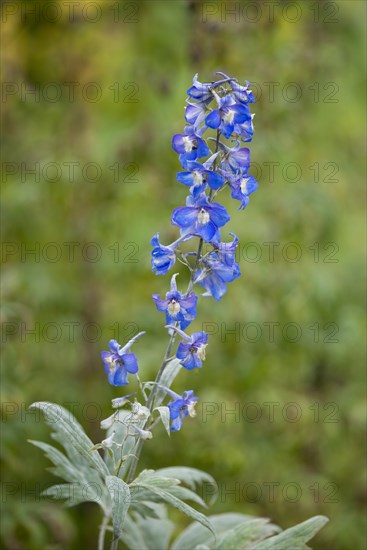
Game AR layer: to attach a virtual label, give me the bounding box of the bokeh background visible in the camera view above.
[1,1,366,549]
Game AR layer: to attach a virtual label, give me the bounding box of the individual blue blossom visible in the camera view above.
[227,173,258,209]
[176,158,224,197]
[167,389,198,432]
[172,126,209,168]
[151,233,192,275]
[212,233,239,265]
[231,80,256,105]
[233,114,254,142]
[152,273,197,330]
[187,74,214,101]
[172,194,230,242]
[185,98,212,132]
[174,329,209,370]
[220,143,251,174]
[100,332,145,386]
[194,253,241,301]
[205,94,251,139]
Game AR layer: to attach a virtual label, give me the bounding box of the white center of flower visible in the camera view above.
[224,109,235,124]
[106,356,117,374]
[193,171,203,186]
[198,208,210,225]
[188,401,197,418]
[168,299,181,316]
[240,177,250,194]
[197,343,207,361]
[183,136,193,152]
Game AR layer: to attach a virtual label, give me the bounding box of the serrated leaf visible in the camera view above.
[251,516,329,550]
[28,440,80,483]
[154,406,171,436]
[29,402,109,478]
[172,513,258,550]
[131,483,215,542]
[217,518,280,549]
[42,482,105,509]
[106,476,130,538]
[156,467,218,505]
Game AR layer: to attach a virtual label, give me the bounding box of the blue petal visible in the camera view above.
[205,109,221,129]
[172,206,198,228]
[152,295,169,312]
[208,203,230,228]
[113,367,128,386]
[181,353,199,370]
[176,341,190,360]
[206,170,224,190]
[122,353,138,374]
[197,220,218,242]
[176,171,194,187]
[172,134,186,154]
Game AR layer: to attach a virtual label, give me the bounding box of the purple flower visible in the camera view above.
[205,94,251,139]
[151,233,192,276]
[221,144,251,174]
[167,390,198,432]
[100,332,145,386]
[230,80,255,105]
[185,99,211,132]
[187,74,213,101]
[228,173,258,209]
[212,233,239,265]
[172,194,230,243]
[172,126,209,168]
[194,253,241,301]
[176,159,224,197]
[152,274,197,330]
[175,330,208,370]
[151,233,177,275]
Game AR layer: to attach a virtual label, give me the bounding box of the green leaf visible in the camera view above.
[42,482,105,509]
[217,518,280,549]
[133,469,180,487]
[106,475,130,538]
[154,406,171,436]
[156,467,218,505]
[251,516,329,550]
[131,483,215,542]
[28,440,80,483]
[172,513,258,550]
[29,402,109,478]
[120,503,174,550]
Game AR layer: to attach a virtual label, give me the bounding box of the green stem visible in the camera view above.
[98,513,110,550]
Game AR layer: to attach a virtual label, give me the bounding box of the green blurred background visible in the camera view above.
[1,0,366,548]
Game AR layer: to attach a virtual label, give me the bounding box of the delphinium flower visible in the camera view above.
[167,389,198,432]
[100,332,145,386]
[152,273,197,330]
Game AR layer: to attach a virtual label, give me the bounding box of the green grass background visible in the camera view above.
[1,1,366,548]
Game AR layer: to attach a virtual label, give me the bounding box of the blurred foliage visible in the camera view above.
[1,0,366,549]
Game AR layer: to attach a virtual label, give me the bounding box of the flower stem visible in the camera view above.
[98,513,110,550]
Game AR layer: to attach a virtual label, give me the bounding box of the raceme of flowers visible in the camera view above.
[101,72,258,432]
